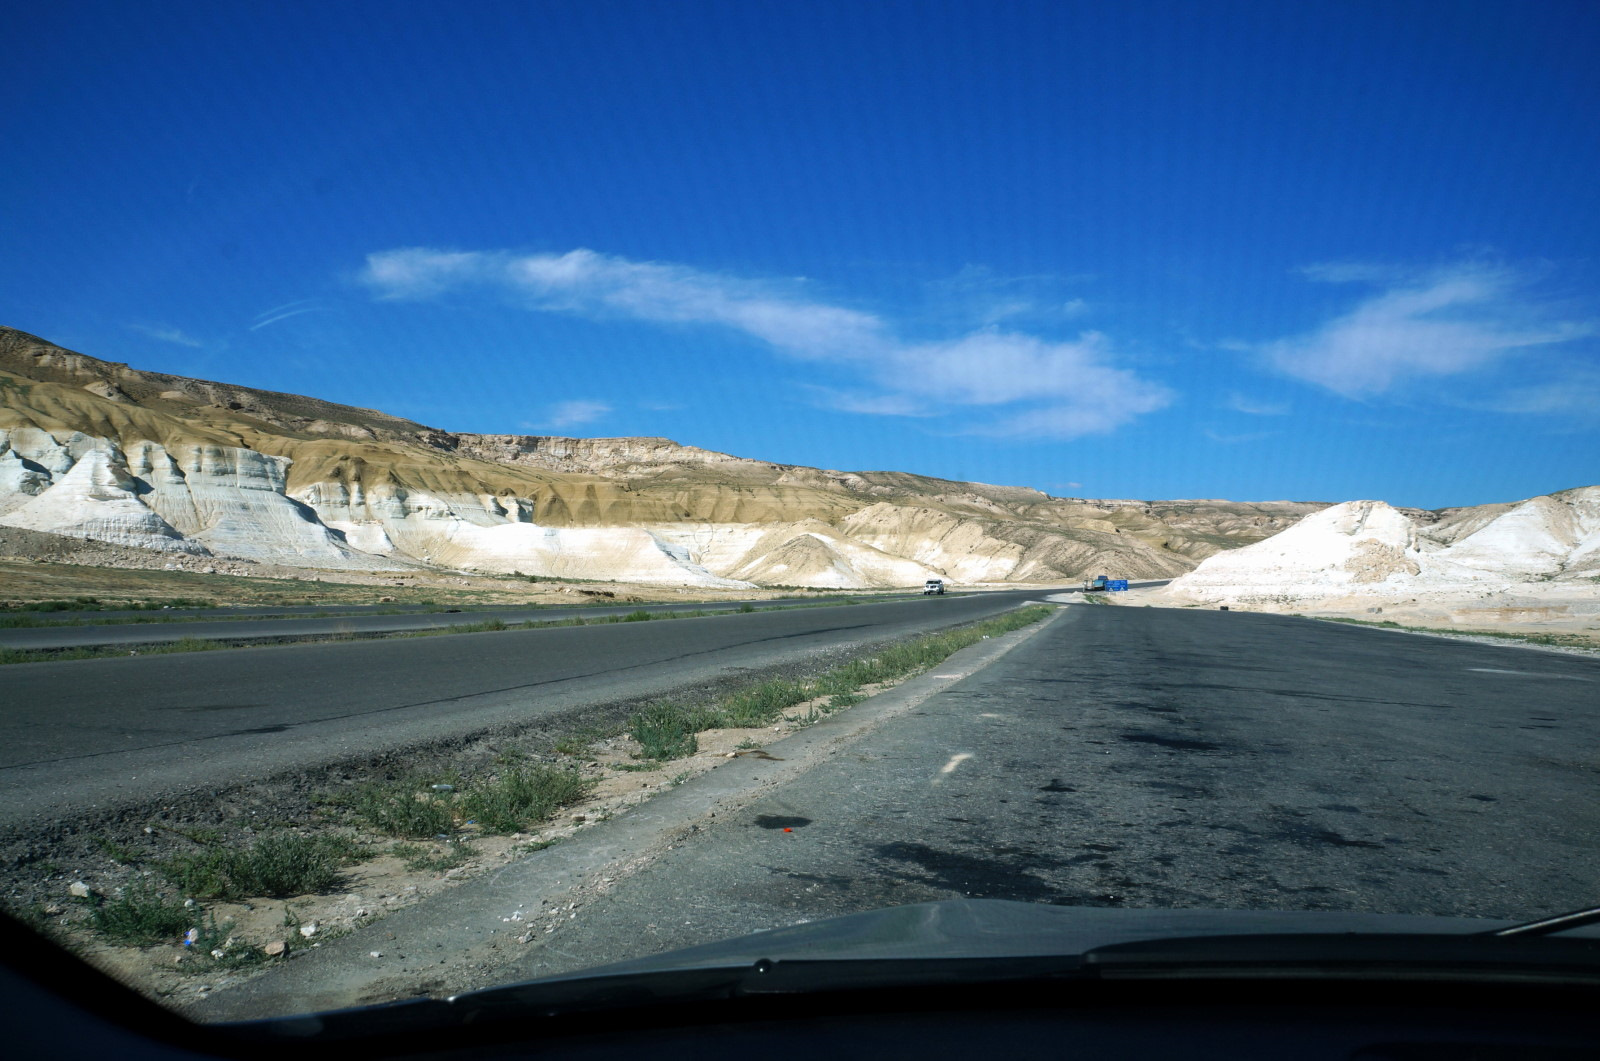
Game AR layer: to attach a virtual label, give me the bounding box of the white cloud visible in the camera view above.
[127,323,201,347]
[537,399,612,431]
[1257,262,1594,398]
[361,247,1169,439]
[1227,392,1290,416]
[1204,428,1276,444]
[251,299,334,330]
[1490,369,1600,421]
[925,264,1092,327]
[802,386,933,418]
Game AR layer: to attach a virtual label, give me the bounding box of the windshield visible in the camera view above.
[2,0,1598,1026]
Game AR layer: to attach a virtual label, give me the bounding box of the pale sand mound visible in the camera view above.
[1146,488,1600,637]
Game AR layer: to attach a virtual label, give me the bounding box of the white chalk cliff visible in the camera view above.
[1161,490,1600,611]
[0,326,1326,586]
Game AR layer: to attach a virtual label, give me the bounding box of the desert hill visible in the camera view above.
[1149,491,1600,634]
[0,326,1322,587]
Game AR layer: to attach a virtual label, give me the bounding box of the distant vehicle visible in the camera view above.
[923,579,946,595]
[1085,575,1110,591]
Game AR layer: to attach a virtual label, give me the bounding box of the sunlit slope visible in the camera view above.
[0,326,1320,585]
[1157,490,1600,628]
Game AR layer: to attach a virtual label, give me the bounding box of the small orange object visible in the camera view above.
[783,827,792,832]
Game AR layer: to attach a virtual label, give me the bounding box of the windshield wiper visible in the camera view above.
[1080,931,1600,983]
[1483,904,1600,938]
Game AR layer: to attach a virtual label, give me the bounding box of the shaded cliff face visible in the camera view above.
[0,326,1324,586]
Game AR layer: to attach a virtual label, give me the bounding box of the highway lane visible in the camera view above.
[0,589,1050,829]
[0,594,916,650]
[464,603,1600,984]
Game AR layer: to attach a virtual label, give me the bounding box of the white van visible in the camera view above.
[923,579,946,595]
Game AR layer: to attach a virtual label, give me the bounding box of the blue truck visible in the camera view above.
[1084,575,1130,592]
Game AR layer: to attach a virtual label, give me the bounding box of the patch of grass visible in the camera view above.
[462,765,595,833]
[348,781,458,839]
[519,838,561,854]
[669,771,691,786]
[738,602,756,613]
[711,678,811,728]
[161,833,359,900]
[628,702,711,760]
[165,824,224,846]
[550,725,617,757]
[83,883,192,946]
[90,836,145,864]
[390,840,475,873]
[449,617,509,633]
[183,911,270,971]
[624,604,1055,762]
[621,609,654,622]
[615,761,661,772]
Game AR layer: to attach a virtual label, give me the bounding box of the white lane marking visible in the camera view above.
[931,752,974,785]
[939,753,973,774]
[1469,668,1591,681]
[978,712,1003,719]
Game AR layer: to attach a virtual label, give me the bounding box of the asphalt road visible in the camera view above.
[0,595,909,650]
[489,603,1600,983]
[0,590,1047,829]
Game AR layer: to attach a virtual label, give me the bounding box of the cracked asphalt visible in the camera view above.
[499,603,1600,983]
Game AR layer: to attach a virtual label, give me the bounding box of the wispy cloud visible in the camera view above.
[1204,428,1276,444]
[926,264,1091,327]
[534,399,612,431]
[127,323,202,348]
[1254,261,1594,399]
[1227,392,1289,416]
[361,248,1170,439]
[1489,369,1600,422]
[251,299,333,330]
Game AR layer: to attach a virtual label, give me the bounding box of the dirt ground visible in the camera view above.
[17,681,899,1006]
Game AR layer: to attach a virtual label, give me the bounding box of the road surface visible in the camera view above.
[0,590,1048,828]
[193,602,1600,1019]
[495,603,1600,980]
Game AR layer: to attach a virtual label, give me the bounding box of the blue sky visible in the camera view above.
[4,0,1597,509]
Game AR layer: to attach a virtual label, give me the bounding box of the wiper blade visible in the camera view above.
[1082,932,1600,982]
[1483,904,1600,938]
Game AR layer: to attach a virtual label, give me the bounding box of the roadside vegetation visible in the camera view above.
[627,605,1054,759]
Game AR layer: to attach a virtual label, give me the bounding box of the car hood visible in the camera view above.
[563,899,1524,977]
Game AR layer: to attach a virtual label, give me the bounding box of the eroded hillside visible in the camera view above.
[0,327,1322,587]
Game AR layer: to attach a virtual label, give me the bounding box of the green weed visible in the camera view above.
[348,781,458,838]
[628,702,709,760]
[161,833,359,900]
[390,840,475,873]
[83,883,192,946]
[462,765,594,833]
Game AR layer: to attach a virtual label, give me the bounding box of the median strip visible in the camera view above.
[0,594,928,665]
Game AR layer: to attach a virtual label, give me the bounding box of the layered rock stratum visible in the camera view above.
[0,326,1322,587]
